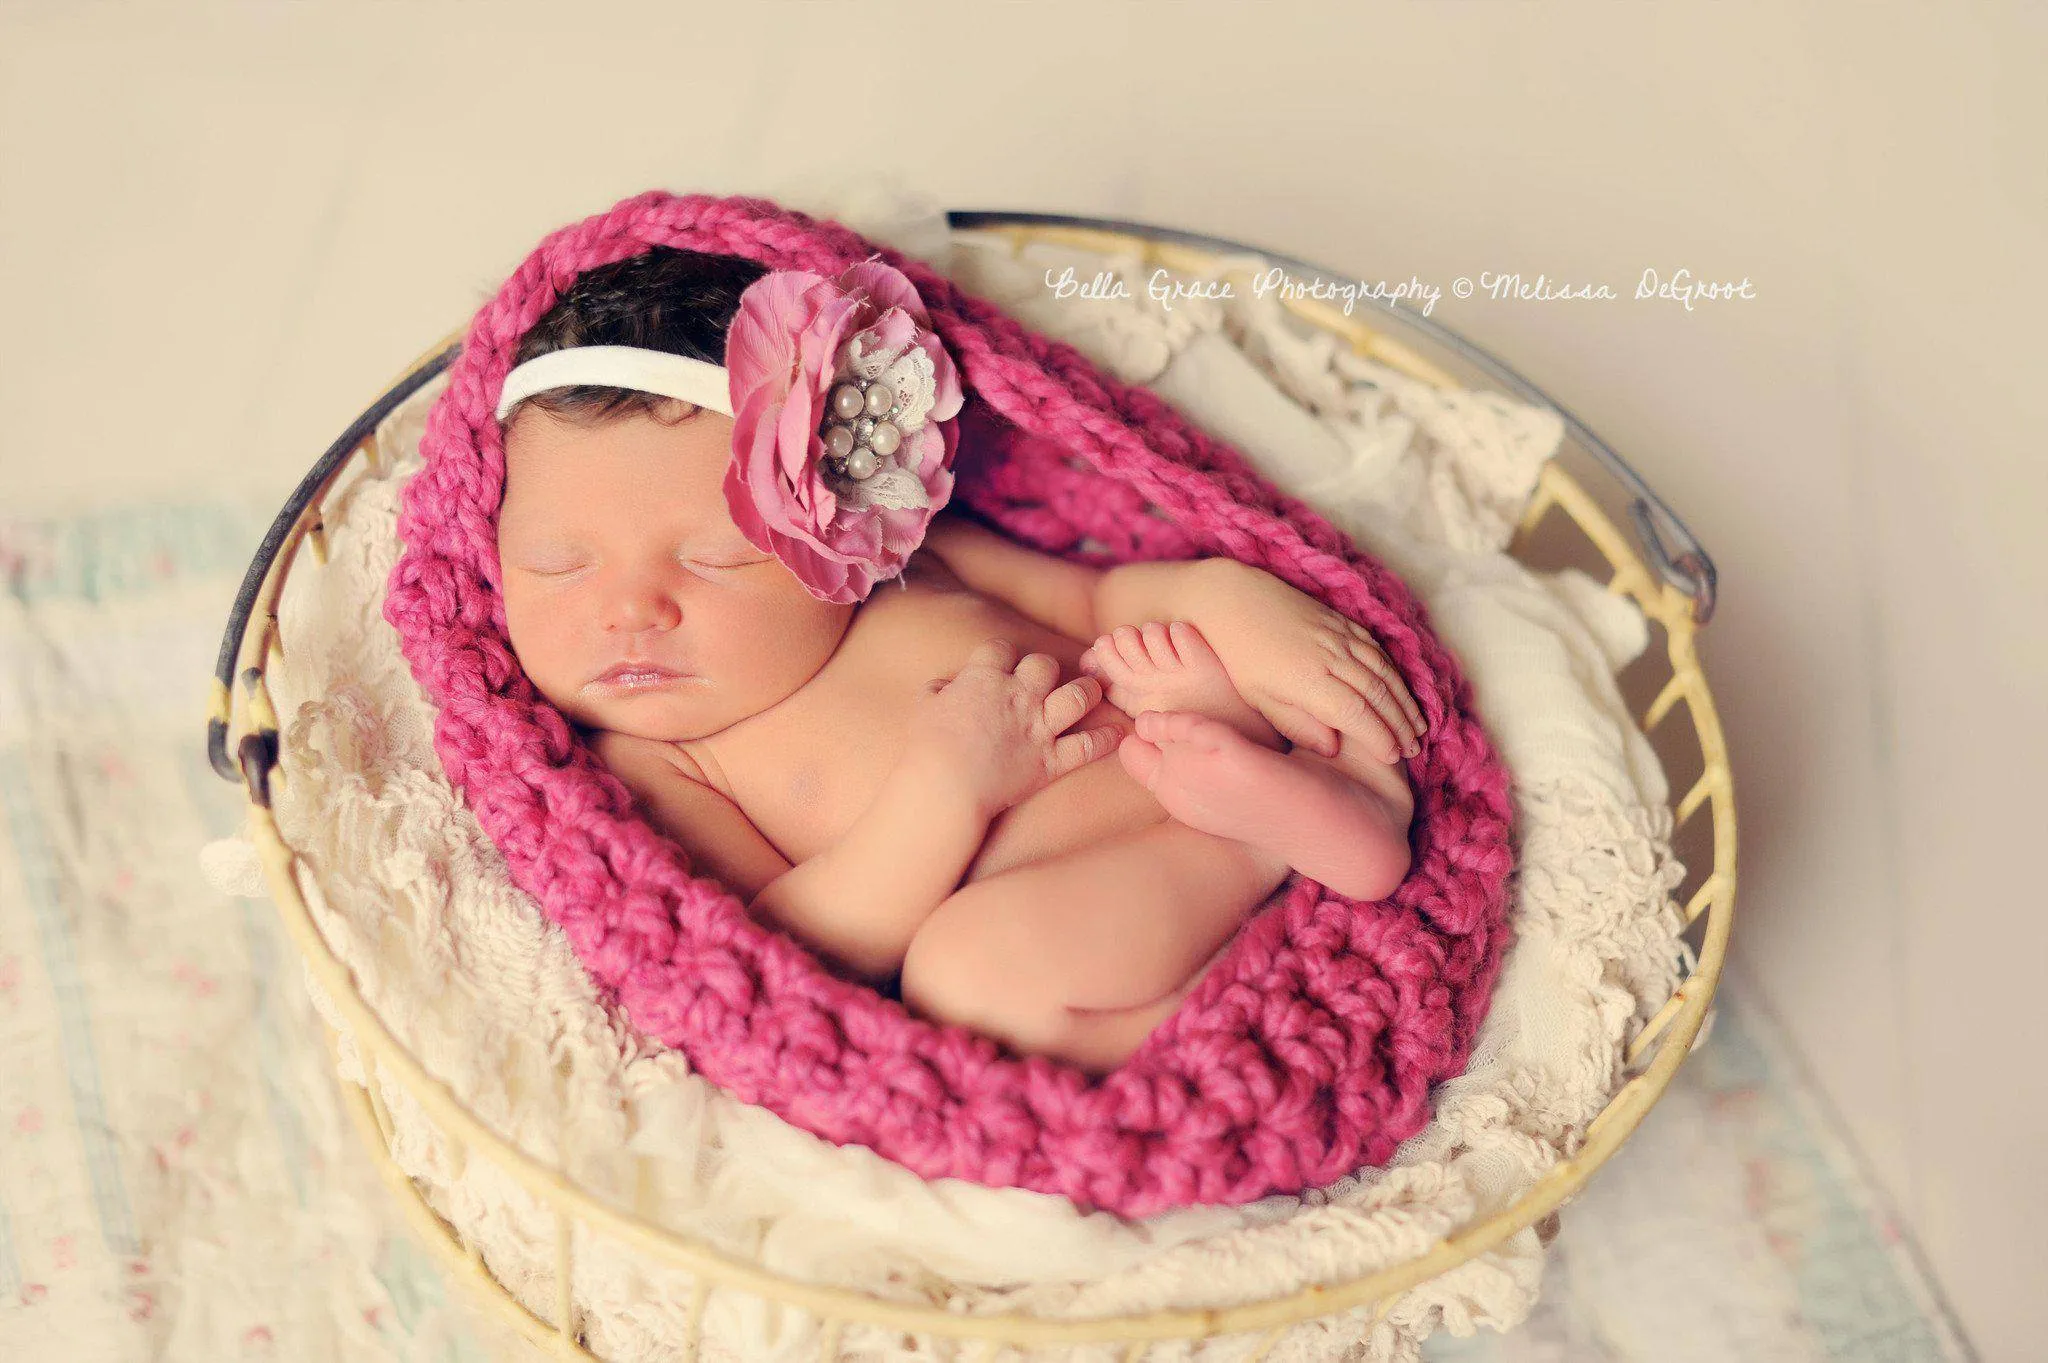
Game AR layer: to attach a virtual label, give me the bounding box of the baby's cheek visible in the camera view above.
[504,602,577,691]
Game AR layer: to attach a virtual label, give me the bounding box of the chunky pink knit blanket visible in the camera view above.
[383,190,1516,1219]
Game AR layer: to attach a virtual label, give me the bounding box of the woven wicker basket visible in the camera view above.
[204,211,1736,1361]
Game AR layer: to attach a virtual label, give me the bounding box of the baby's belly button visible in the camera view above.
[962,738,1166,884]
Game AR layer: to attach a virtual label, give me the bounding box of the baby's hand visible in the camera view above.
[1193,561,1426,763]
[906,639,1120,821]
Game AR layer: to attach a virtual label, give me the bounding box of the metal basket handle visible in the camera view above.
[205,343,459,784]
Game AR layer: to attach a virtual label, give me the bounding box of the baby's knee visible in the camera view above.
[898,904,971,1017]
[899,890,1072,1052]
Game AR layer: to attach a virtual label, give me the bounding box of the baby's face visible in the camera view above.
[497,403,853,743]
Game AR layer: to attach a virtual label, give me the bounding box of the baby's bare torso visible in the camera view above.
[674,553,1166,885]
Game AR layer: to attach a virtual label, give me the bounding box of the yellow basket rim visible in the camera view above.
[205,211,1738,1357]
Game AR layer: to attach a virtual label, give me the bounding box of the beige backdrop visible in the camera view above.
[3,3,2041,1358]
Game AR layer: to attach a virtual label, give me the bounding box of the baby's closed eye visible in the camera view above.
[518,555,588,576]
[504,544,768,576]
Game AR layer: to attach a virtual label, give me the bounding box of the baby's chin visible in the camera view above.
[582,701,719,744]
[572,685,769,745]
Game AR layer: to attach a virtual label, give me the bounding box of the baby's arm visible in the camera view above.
[922,510,1102,639]
[747,750,995,986]
[594,731,990,987]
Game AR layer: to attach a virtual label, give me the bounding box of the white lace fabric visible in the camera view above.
[203,193,1688,1363]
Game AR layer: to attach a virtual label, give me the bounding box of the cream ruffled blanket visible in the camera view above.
[204,187,1687,1362]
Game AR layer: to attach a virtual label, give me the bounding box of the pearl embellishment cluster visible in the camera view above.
[823,377,903,482]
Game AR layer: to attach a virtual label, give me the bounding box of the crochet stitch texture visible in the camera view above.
[382,190,1516,1218]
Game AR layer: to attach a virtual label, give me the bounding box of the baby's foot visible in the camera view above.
[1118,711,1413,903]
[1078,621,1282,749]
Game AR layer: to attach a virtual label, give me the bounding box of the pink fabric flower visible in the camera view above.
[723,259,965,604]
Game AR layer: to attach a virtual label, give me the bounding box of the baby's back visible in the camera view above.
[677,552,1165,884]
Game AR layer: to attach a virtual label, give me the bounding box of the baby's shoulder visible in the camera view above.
[842,556,980,632]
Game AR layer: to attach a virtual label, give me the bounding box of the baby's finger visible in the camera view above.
[1346,636,1426,742]
[1050,724,1122,778]
[1042,674,1102,733]
[1012,650,1061,695]
[1265,698,1340,757]
[1330,650,1417,755]
[1344,627,1425,739]
[1306,668,1403,764]
[967,638,1020,672]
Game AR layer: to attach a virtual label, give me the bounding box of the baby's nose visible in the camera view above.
[601,583,680,633]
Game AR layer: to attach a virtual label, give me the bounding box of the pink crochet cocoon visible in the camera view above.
[383,189,1516,1219]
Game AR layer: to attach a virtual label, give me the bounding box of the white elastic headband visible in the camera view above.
[494,345,733,421]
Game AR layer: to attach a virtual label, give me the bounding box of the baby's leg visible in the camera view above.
[899,818,1289,1074]
[1083,620,1416,903]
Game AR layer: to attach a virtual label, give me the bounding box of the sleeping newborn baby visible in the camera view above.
[494,248,1425,1076]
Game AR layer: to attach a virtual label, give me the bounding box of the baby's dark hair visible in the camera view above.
[510,245,771,424]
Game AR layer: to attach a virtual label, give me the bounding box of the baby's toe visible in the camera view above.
[1139,621,1178,667]
[1135,709,1224,748]
[1080,641,1120,677]
[1110,625,1153,670]
[1117,732,1164,789]
[1166,620,1220,669]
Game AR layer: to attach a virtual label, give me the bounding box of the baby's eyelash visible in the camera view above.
[510,553,766,576]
